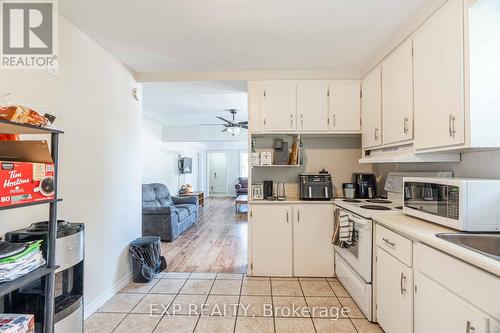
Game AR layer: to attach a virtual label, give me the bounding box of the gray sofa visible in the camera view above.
[142,183,198,242]
[235,177,248,195]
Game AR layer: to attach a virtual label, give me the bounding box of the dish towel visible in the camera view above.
[332,209,353,247]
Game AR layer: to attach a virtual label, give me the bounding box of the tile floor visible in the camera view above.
[86,273,383,333]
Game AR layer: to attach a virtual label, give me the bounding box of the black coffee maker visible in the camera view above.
[352,173,377,199]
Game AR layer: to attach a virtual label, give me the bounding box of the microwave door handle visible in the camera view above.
[325,186,329,198]
[308,186,312,198]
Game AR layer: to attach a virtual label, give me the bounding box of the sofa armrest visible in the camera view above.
[143,206,176,215]
[172,196,198,205]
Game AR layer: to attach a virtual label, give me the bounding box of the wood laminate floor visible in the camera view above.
[162,197,248,273]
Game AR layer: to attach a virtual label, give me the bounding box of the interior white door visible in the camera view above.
[376,248,413,333]
[251,205,293,276]
[208,152,227,195]
[297,81,329,131]
[413,0,465,150]
[262,81,297,132]
[382,40,414,145]
[361,66,382,148]
[293,205,335,276]
[414,270,488,333]
[329,81,361,132]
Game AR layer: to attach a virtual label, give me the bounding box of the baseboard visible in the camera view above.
[83,272,132,320]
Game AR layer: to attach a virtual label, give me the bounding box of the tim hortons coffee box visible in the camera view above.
[0,141,55,207]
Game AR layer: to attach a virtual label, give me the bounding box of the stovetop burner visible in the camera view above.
[343,199,362,203]
[366,199,392,204]
[360,205,392,211]
[26,220,71,232]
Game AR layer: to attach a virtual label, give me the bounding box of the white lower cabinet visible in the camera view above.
[293,205,334,276]
[251,204,334,277]
[251,204,293,276]
[376,247,413,333]
[414,270,489,333]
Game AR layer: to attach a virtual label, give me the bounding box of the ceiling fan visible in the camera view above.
[198,109,248,136]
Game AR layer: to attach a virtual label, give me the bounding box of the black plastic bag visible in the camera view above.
[129,236,167,283]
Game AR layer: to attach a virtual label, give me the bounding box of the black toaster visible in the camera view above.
[299,173,333,201]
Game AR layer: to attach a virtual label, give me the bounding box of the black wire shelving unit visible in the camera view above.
[0,119,63,333]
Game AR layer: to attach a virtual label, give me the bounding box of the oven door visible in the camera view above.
[334,209,373,283]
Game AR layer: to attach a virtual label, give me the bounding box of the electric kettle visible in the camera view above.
[277,182,286,201]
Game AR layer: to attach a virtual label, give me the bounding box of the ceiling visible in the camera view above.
[60,0,429,74]
[143,81,248,126]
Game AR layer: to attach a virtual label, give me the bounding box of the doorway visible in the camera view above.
[208,152,228,196]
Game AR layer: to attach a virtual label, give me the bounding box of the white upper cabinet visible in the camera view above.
[413,0,465,150]
[361,65,382,148]
[329,81,361,132]
[297,81,330,131]
[382,40,414,145]
[262,81,297,132]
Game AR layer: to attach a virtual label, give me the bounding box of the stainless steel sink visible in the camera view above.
[436,233,500,261]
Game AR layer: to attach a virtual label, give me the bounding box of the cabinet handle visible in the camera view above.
[404,116,409,134]
[333,114,336,127]
[400,273,407,295]
[449,114,456,138]
[290,114,294,128]
[466,321,475,333]
[301,114,303,127]
[286,210,289,223]
[297,209,300,223]
[374,128,379,141]
[382,238,395,247]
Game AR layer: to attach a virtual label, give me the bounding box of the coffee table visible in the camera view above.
[235,195,248,213]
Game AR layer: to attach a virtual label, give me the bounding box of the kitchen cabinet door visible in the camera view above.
[329,81,361,132]
[376,248,413,333]
[361,66,382,148]
[414,270,488,333]
[251,205,293,276]
[413,0,465,150]
[297,81,330,131]
[293,205,335,276]
[262,81,297,132]
[382,40,414,145]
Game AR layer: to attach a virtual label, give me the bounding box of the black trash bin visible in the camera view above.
[129,236,167,283]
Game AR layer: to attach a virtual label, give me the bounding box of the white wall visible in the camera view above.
[142,118,206,194]
[0,17,142,317]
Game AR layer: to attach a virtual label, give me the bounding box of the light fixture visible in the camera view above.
[226,126,240,136]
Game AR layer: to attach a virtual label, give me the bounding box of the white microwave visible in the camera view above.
[403,177,500,232]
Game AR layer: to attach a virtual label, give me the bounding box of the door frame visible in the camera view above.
[207,151,229,197]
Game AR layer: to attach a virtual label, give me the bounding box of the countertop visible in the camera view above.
[250,197,336,204]
[373,213,500,277]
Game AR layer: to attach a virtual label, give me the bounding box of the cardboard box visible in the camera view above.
[0,141,55,208]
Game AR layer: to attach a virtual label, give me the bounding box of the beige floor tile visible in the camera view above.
[204,295,240,316]
[238,295,273,317]
[113,313,161,333]
[84,313,126,333]
[313,318,357,333]
[273,296,310,318]
[328,281,350,297]
[132,294,175,314]
[241,280,271,296]
[194,316,236,333]
[98,293,143,313]
[119,280,158,294]
[274,317,316,333]
[271,277,298,281]
[210,280,241,295]
[338,297,366,319]
[163,272,191,279]
[351,319,384,333]
[155,272,166,278]
[298,277,327,282]
[190,272,217,279]
[271,280,303,296]
[243,276,270,281]
[305,297,343,318]
[150,278,186,294]
[300,281,335,297]
[217,273,243,280]
[153,315,198,333]
[168,294,208,315]
[235,317,275,333]
[180,279,213,295]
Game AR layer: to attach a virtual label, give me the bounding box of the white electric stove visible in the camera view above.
[334,171,452,322]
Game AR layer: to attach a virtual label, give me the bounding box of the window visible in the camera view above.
[240,151,248,177]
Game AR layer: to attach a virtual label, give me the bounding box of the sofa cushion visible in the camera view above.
[175,207,190,220]
[175,204,197,216]
[238,177,248,188]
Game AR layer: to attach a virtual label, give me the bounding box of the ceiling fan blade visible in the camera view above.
[221,127,228,132]
[240,125,248,129]
[216,116,235,124]
[238,121,248,125]
[198,123,225,126]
